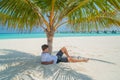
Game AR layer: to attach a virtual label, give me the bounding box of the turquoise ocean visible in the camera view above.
[0,32,120,39]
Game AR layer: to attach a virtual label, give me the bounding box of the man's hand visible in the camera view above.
[41,60,54,65]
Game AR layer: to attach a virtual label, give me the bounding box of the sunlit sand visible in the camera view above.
[0,36,120,80]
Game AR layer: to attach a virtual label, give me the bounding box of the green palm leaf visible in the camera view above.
[68,11,120,32]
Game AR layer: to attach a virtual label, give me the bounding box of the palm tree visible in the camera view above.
[0,0,120,53]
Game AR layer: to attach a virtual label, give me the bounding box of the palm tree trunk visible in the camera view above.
[46,31,54,53]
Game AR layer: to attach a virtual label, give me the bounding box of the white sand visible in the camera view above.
[0,36,120,80]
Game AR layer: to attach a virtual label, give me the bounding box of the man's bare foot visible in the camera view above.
[82,58,89,62]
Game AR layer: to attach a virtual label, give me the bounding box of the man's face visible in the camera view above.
[44,47,49,52]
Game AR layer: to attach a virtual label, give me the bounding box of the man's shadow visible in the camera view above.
[0,49,92,80]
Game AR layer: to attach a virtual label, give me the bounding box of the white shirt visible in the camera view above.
[41,52,58,64]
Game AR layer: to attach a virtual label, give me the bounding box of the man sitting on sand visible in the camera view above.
[41,44,89,65]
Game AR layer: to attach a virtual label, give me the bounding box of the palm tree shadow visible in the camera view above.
[0,49,92,80]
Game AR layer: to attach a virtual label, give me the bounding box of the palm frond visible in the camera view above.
[0,0,120,32]
[68,11,120,32]
[0,0,46,31]
[61,0,120,17]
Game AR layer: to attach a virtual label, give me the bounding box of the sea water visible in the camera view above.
[0,32,120,39]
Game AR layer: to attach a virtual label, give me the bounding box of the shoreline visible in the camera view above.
[0,35,120,39]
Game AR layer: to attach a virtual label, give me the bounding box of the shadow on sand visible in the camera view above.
[0,49,92,80]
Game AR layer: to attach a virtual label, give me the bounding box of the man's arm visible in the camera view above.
[41,60,54,65]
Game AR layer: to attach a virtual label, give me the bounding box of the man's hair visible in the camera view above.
[41,44,48,51]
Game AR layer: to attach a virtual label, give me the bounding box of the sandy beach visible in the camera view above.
[0,36,120,80]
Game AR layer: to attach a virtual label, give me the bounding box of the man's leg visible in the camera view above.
[60,47,71,57]
[61,47,89,62]
[68,57,89,62]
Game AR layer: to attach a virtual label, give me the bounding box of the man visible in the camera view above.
[41,44,89,65]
